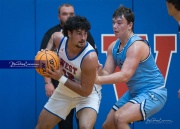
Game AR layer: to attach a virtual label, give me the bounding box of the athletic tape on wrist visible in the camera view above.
[59,76,68,85]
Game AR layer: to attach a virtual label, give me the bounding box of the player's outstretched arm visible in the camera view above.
[96,40,148,85]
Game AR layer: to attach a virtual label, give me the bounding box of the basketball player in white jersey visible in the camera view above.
[35,16,101,129]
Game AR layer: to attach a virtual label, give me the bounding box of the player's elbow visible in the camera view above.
[121,73,131,83]
[123,77,130,83]
[81,94,89,97]
[80,88,92,97]
[80,91,91,97]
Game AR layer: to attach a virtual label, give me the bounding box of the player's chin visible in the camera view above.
[114,32,119,37]
[76,44,85,48]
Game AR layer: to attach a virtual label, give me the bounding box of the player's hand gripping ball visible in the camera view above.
[35,49,60,77]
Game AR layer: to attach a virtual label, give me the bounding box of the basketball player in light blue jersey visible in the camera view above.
[35,16,101,129]
[95,6,167,129]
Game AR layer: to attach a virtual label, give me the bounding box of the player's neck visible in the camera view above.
[120,31,134,46]
[66,43,83,58]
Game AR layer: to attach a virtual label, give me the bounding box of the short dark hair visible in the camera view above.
[166,0,180,10]
[113,6,134,24]
[113,6,134,29]
[63,16,91,36]
[58,4,74,14]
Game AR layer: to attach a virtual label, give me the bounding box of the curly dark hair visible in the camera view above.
[63,16,91,36]
[166,0,180,10]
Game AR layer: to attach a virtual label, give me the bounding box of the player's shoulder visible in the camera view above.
[82,51,98,68]
[53,31,63,38]
[108,40,117,51]
[85,49,98,61]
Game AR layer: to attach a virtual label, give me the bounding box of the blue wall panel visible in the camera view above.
[0,0,179,129]
[0,0,36,129]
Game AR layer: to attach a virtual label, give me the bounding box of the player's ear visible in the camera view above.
[68,30,71,38]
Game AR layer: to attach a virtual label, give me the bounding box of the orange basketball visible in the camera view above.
[35,50,60,77]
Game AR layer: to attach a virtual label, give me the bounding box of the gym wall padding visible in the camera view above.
[0,0,179,129]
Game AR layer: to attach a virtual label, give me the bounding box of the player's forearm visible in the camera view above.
[97,72,129,85]
[100,69,110,76]
[46,34,56,50]
[46,42,55,51]
[64,79,93,97]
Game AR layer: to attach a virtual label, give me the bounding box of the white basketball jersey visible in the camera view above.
[56,37,101,97]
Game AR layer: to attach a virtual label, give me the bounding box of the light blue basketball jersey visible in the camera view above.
[112,35,165,95]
